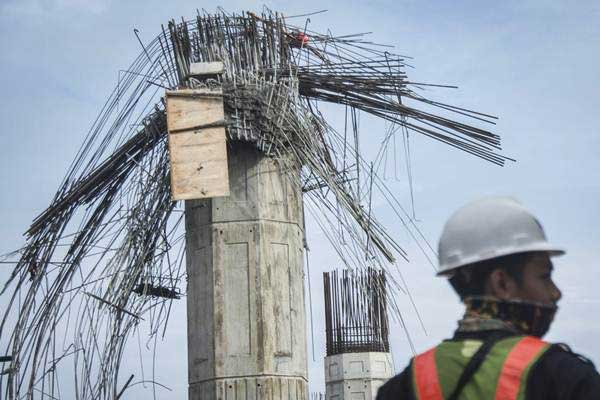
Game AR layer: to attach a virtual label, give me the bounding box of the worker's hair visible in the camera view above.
[448,252,534,300]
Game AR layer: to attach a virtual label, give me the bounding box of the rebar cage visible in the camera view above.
[323,268,389,356]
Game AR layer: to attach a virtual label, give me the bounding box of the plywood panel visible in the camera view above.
[166,89,229,200]
[166,88,224,132]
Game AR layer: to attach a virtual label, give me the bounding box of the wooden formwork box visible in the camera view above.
[165,88,230,200]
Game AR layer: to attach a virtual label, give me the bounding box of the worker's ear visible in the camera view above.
[486,268,519,300]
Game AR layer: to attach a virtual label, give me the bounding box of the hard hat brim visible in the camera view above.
[436,244,565,277]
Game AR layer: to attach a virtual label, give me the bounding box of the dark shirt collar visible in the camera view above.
[452,328,518,341]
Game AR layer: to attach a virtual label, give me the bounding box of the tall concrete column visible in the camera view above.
[185,143,308,399]
[322,269,392,400]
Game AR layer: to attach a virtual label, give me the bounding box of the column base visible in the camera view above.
[189,376,308,400]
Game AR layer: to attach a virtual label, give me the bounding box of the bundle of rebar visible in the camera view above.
[324,268,389,356]
[0,8,508,399]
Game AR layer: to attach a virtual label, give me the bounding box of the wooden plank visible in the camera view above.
[165,88,224,133]
[189,61,225,77]
[166,89,230,200]
[168,127,229,200]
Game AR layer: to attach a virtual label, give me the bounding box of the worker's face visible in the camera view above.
[490,253,562,306]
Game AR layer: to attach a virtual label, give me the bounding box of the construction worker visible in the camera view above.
[376,197,600,399]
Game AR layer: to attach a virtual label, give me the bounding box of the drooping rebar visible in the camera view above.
[0,8,508,399]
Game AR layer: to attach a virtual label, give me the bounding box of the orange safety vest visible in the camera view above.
[412,336,550,400]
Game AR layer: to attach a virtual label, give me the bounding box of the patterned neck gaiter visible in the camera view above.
[457,296,557,337]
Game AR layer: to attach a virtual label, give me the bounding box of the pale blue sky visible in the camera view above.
[1,0,599,397]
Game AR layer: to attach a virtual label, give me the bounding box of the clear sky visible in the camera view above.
[1,0,599,397]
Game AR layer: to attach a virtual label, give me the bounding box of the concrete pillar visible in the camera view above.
[324,353,393,400]
[185,143,308,399]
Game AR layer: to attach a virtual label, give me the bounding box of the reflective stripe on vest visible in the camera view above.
[494,336,548,400]
[413,347,444,400]
[413,336,549,400]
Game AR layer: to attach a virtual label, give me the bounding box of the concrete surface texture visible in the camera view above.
[324,352,393,400]
[185,143,308,399]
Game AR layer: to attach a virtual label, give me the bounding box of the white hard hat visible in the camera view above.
[437,197,564,276]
